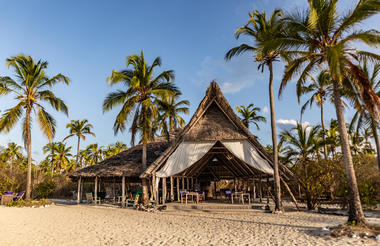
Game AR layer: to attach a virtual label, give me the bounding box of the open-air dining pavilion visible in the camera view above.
[70,81,296,208]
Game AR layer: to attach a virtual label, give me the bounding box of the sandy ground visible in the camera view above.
[0,204,378,246]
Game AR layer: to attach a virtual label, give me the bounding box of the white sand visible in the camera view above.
[0,204,378,246]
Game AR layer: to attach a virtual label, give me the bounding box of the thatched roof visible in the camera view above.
[70,141,170,179]
[141,81,294,179]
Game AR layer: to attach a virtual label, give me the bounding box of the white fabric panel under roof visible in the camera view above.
[156,140,274,178]
[156,142,215,178]
[221,140,274,175]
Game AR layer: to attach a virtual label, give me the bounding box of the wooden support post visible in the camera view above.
[156,177,161,204]
[94,176,98,205]
[234,178,237,192]
[122,176,125,208]
[259,175,263,203]
[152,174,156,201]
[253,178,256,200]
[182,177,185,190]
[187,177,190,190]
[162,177,167,204]
[149,178,153,200]
[266,177,270,205]
[170,176,174,201]
[177,177,180,201]
[77,177,82,204]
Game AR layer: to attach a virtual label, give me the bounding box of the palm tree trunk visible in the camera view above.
[25,106,32,201]
[76,137,80,165]
[332,80,366,225]
[369,116,380,170]
[320,102,328,159]
[268,62,283,212]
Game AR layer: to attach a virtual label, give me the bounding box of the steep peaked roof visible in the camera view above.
[141,81,283,178]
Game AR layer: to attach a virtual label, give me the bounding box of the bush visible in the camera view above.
[34,180,56,198]
[6,199,53,207]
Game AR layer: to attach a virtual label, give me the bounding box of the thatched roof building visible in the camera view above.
[71,81,295,205]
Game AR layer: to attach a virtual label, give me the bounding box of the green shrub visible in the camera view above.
[34,180,56,198]
[6,199,53,207]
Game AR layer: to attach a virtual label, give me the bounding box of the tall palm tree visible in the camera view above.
[157,91,189,137]
[2,142,23,171]
[279,123,321,209]
[0,55,69,200]
[63,119,95,164]
[104,141,128,158]
[103,51,178,204]
[225,9,284,212]
[270,0,380,224]
[235,103,267,129]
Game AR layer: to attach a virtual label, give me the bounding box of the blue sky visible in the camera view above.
[1,0,379,161]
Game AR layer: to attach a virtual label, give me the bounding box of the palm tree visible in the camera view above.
[0,55,69,200]
[325,120,340,159]
[297,71,333,159]
[42,142,60,174]
[63,119,95,164]
[348,62,380,169]
[157,91,189,137]
[235,104,267,129]
[2,142,23,171]
[103,51,178,204]
[270,0,380,224]
[85,143,104,165]
[225,9,284,212]
[104,141,128,158]
[51,142,72,172]
[279,123,321,209]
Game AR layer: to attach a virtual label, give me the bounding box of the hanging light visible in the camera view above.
[212,157,218,162]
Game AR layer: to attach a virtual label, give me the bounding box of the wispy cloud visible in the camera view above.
[195,54,264,94]
[262,106,269,114]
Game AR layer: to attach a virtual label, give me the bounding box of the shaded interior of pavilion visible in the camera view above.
[73,141,278,207]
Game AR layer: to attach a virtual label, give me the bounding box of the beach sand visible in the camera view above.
[0,204,378,246]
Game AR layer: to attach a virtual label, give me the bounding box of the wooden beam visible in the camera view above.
[77,177,81,204]
[170,176,174,201]
[152,174,156,201]
[182,176,185,190]
[281,178,300,211]
[122,176,125,208]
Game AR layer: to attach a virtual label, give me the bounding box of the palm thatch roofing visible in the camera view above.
[69,141,170,180]
[141,81,294,179]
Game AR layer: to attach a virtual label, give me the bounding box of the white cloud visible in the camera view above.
[276,118,310,131]
[262,106,269,114]
[195,54,263,94]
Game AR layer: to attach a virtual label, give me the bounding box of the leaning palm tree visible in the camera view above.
[348,62,380,169]
[297,70,333,159]
[225,9,284,212]
[103,51,178,204]
[270,0,380,224]
[157,91,189,137]
[2,142,23,171]
[63,119,95,163]
[0,55,69,200]
[235,103,267,129]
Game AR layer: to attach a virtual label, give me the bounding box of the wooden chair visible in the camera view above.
[85,192,101,205]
